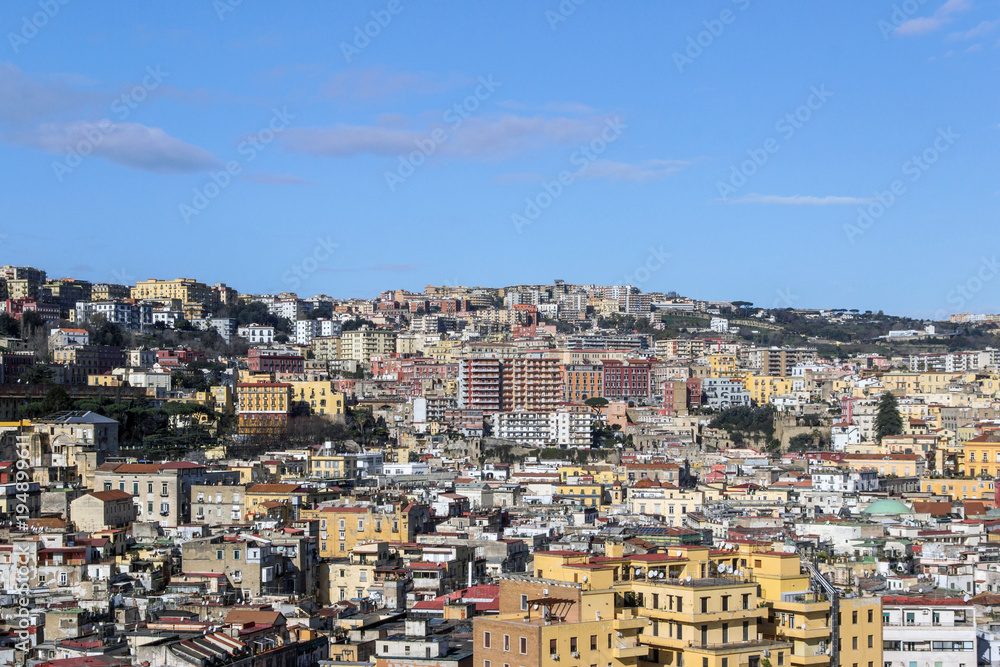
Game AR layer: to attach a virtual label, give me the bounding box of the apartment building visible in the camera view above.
[289,380,345,419]
[506,354,562,412]
[748,348,819,377]
[90,283,130,301]
[702,378,751,410]
[563,363,604,402]
[236,381,292,435]
[238,323,275,345]
[882,597,974,667]
[299,502,428,559]
[69,489,136,533]
[340,328,396,365]
[93,461,210,527]
[460,357,505,412]
[602,360,652,401]
[295,318,342,344]
[248,347,305,374]
[191,483,247,526]
[131,278,217,310]
[492,409,592,447]
[1,265,46,299]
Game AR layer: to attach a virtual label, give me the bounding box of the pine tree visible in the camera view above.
[874,392,903,443]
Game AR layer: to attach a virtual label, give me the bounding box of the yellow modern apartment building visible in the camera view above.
[474,546,881,667]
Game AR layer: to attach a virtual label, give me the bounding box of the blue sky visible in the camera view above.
[1,1,998,317]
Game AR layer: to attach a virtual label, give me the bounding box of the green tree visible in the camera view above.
[874,392,903,443]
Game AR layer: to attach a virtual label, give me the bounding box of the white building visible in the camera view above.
[883,599,977,667]
[709,317,728,333]
[294,318,342,345]
[238,324,275,345]
[491,410,592,447]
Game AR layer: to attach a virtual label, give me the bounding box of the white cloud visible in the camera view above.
[727,193,877,205]
[11,121,220,173]
[279,114,618,160]
[895,0,973,36]
[948,19,1000,40]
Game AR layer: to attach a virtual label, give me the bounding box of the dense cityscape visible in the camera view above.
[0,268,995,666]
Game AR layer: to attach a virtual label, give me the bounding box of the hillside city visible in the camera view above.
[2,266,1000,667]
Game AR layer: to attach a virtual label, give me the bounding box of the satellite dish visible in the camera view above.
[686,575,692,583]
[964,594,971,602]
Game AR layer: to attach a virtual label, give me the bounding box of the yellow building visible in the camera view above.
[243,483,341,519]
[236,382,291,436]
[559,464,622,485]
[131,278,216,309]
[961,434,1000,477]
[744,375,794,404]
[288,380,345,419]
[209,385,234,415]
[308,453,348,480]
[299,503,425,558]
[555,483,607,507]
[708,354,738,378]
[920,477,994,500]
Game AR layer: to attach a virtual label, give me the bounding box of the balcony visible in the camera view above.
[789,652,830,667]
[613,643,647,659]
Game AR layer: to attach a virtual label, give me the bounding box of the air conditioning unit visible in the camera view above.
[572,652,580,659]
[763,650,771,658]
[551,654,559,661]
[617,632,624,638]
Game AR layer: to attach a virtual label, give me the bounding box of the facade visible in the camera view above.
[236,381,292,435]
[882,598,975,667]
[93,461,209,527]
[69,489,136,532]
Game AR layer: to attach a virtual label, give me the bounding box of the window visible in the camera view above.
[571,638,577,653]
[550,639,557,655]
[721,623,728,643]
[521,594,528,611]
[147,482,153,493]
[742,593,750,609]
[504,635,509,652]
[722,660,728,667]
[853,611,858,624]
[868,609,873,623]
[701,597,709,613]
[484,632,491,649]
[721,595,729,611]
[778,654,783,666]
[161,482,168,495]
[233,550,240,560]
[868,635,873,649]
[743,621,749,641]
[520,638,527,655]
[852,637,858,650]
[591,636,597,651]
[216,550,223,560]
